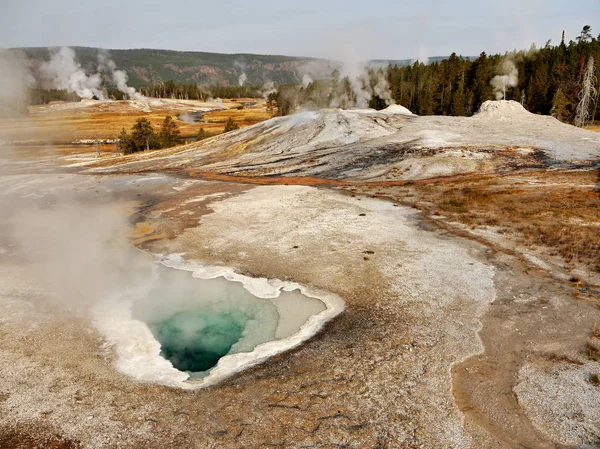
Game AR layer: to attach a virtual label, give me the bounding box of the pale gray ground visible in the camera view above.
[0,173,500,448]
[1,100,600,448]
[84,101,600,181]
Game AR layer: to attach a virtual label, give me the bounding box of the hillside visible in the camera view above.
[84,100,600,179]
[16,46,337,88]
[14,47,467,89]
[368,55,476,68]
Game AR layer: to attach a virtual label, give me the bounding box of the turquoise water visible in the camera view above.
[133,266,279,376]
[132,265,326,376]
[151,309,247,372]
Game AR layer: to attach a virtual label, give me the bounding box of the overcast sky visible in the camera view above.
[1,0,599,60]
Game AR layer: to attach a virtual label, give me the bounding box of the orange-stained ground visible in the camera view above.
[0,98,270,144]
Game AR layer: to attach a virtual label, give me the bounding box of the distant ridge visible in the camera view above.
[369,56,478,68]
[13,46,464,87]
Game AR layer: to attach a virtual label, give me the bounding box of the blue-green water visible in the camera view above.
[133,266,280,375]
[150,309,247,372]
[132,265,326,376]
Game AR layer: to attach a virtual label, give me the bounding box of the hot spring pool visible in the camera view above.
[92,256,344,389]
[130,265,328,379]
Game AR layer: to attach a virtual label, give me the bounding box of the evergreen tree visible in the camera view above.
[551,88,569,121]
[527,61,550,113]
[118,128,135,155]
[451,87,466,116]
[266,92,278,116]
[158,115,181,148]
[368,95,388,110]
[577,25,593,43]
[130,118,156,151]
[223,117,240,133]
[197,127,208,141]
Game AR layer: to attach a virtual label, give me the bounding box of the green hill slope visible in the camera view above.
[17,46,336,88]
[14,46,465,89]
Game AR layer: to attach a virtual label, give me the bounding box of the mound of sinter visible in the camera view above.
[90,100,600,181]
[474,99,532,119]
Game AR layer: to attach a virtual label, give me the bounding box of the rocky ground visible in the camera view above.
[81,101,600,180]
[0,101,599,448]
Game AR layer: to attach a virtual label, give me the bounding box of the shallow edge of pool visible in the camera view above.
[93,252,346,390]
[161,253,346,390]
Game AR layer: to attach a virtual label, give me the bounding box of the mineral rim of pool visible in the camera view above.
[131,265,329,377]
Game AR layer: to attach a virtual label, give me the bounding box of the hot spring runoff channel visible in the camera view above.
[131,266,326,377]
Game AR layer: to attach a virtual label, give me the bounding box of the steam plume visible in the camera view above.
[328,64,394,109]
[0,50,33,117]
[5,193,152,314]
[98,51,144,100]
[491,59,518,100]
[39,47,144,101]
[260,80,276,98]
[302,74,313,88]
[40,47,106,100]
[302,28,395,109]
[416,43,429,65]
[234,60,248,87]
[372,69,393,105]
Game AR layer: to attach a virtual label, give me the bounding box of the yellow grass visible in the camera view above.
[412,170,600,272]
[0,98,270,144]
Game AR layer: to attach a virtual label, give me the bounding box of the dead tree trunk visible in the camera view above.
[575,57,598,127]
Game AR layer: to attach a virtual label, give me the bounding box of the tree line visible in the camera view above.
[24,26,599,125]
[118,116,181,154]
[118,116,240,154]
[138,82,264,100]
[28,84,264,105]
[29,87,139,104]
[269,26,600,125]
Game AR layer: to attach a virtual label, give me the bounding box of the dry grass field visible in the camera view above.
[349,169,600,276]
[0,98,270,145]
[422,171,600,272]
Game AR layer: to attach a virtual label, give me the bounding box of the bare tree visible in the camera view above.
[592,87,599,124]
[575,57,597,127]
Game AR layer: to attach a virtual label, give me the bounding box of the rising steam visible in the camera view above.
[234,60,248,87]
[98,51,145,100]
[39,47,144,101]
[324,64,393,109]
[300,28,395,109]
[371,69,394,105]
[0,50,33,117]
[260,80,276,98]
[302,74,313,88]
[40,47,106,100]
[491,59,518,100]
